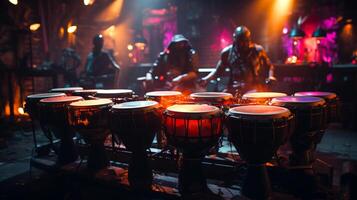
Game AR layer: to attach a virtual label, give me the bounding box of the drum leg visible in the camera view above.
[128,149,152,191]
[290,133,316,166]
[58,129,78,165]
[178,154,207,195]
[87,142,109,170]
[242,164,272,200]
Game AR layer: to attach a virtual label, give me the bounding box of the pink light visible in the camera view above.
[282,27,288,34]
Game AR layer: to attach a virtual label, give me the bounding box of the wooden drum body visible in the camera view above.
[163,104,223,195]
[68,99,113,170]
[226,105,293,199]
[39,96,83,164]
[110,101,160,191]
[25,93,66,121]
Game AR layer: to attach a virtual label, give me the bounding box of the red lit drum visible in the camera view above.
[294,91,339,123]
[145,91,183,108]
[25,93,66,120]
[72,89,102,100]
[226,105,293,164]
[94,89,135,103]
[50,87,83,96]
[190,92,234,109]
[68,99,113,170]
[163,104,223,155]
[110,101,161,190]
[39,96,83,164]
[242,92,287,105]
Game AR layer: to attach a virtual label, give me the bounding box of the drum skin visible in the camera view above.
[241,92,287,105]
[163,104,223,156]
[226,105,293,164]
[50,87,83,96]
[145,91,183,109]
[190,92,234,108]
[110,101,161,151]
[68,99,113,144]
[39,96,84,138]
[25,93,66,120]
[72,89,102,100]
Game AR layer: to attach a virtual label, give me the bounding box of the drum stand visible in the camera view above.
[242,163,272,199]
[55,127,78,165]
[128,149,152,191]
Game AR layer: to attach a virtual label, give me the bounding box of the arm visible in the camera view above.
[259,48,276,83]
[201,46,230,82]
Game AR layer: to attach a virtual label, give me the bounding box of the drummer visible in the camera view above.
[200,26,276,95]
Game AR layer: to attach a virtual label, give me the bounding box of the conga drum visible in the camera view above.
[110,101,161,191]
[145,91,183,148]
[271,96,327,166]
[241,92,287,105]
[294,91,339,123]
[39,96,83,164]
[50,87,83,96]
[190,92,234,110]
[226,105,293,199]
[94,89,134,103]
[163,104,223,195]
[72,89,102,100]
[68,99,113,170]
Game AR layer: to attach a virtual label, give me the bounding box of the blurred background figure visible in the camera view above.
[81,34,120,89]
[201,26,276,95]
[145,34,199,94]
[59,47,81,87]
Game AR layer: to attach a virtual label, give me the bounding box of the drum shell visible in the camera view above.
[226,113,293,164]
[68,104,111,144]
[25,93,66,119]
[110,108,161,151]
[163,111,223,156]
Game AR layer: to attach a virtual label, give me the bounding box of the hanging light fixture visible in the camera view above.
[312,27,326,38]
[289,26,306,39]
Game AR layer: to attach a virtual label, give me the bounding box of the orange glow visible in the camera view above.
[286,55,298,64]
[83,0,95,6]
[105,25,116,38]
[9,0,18,5]
[29,23,40,32]
[18,107,25,115]
[127,44,134,51]
[96,0,124,22]
[59,27,65,38]
[134,42,146,50]
[67,25,77,33]
[341,24,353,41]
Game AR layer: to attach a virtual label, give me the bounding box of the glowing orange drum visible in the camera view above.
[50,87,83,96]
[68,99,113,170]
[163,104,223,194]
[110,101,161,191]
[242,92,287,105]
[226,105,293,199]
[39,96,83,164]
[94,89,135,103]
[190,92,234,109]
[294,91,339,123]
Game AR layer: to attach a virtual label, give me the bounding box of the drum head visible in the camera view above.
[271,96,325,107]
[69,99,113,108]
[112,100,158,112]
[50,87,83,93]
[242,92,287,99]
[294,91,337,100]
[166,104,220,118]
[145,91,182,98]
[228,105,291,119]
[72,89,102,95]
[95,89,133,98]
[27,92,66,99]
[40,96,83,104]
[190,92,233,101]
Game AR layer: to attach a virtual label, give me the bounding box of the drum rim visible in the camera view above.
[242,92,287,99]
[69,99,113,107]
[27,92,66,99]
[40,96,84,103]
[271,96,325,107]
[111,100,159,111]
[145,90,182,97]
[294,91,337,100]
[190,92,233,100]
[228,105,291,118]
[72,89,103,94]
[95,89,134,98]
[165,104,221,118]
[50,87,83,92]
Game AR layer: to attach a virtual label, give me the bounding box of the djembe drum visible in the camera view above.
[25,93,67,149]
[50,87,83,96]
[241,92,287,105]
[271,96,327,166]
[39,96,83,164]
[72,89,102,100]
[190,92,234,110]
[145,91,183,148]
[94,89,135,103]
[226,105,293,199]
[294,91,339,123]
[110,101,161,191]
[163,104,223,195]
[68,99,113,170]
